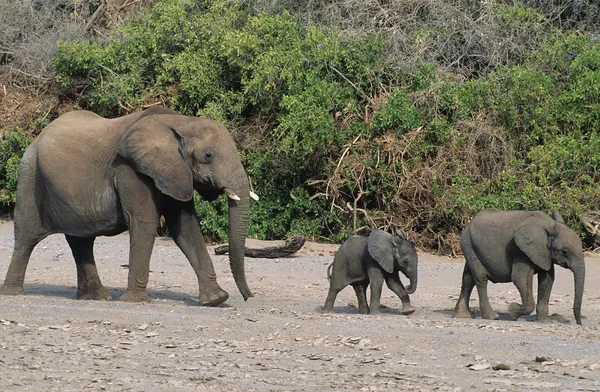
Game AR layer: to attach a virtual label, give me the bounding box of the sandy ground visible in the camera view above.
[1,221,599,392]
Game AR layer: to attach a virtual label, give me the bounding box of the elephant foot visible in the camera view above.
[357,306,369,315]
[78,287,112,301]
[0,284,25,296]
[199,289,229,307]
[453,304,473,319]
[508,302,528,321]
[453,310,473,319]
[368,308,380,315]
[401,305,416,315]
[321,305,334,313]
[482,310,500,320]
[120,290,150,303]
[536,315,551,324]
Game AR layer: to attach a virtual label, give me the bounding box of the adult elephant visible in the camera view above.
[0,106,256,306]
[453,209,585,325]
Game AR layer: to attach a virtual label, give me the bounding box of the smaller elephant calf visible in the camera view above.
[323,229,418,315]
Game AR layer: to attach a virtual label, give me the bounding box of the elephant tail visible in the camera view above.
[326,263,333,280]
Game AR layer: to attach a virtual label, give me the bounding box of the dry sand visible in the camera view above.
[1,221,599,391]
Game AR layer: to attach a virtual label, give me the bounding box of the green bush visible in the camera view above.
[43,0,600,250]
[0,129,33,209]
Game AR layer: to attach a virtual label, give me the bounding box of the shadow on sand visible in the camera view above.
[20,284,232,307]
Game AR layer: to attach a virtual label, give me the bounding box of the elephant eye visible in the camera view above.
[562,249,570,256]
[197,149,214,164]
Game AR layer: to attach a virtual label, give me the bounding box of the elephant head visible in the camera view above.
[514,214,585,325]
[118,114,254,300]
[367,229,418,294]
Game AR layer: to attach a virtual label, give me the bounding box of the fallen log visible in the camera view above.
[214,236,306,258]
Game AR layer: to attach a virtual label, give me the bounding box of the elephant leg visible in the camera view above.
[119,217,157,302]
[323,284,343,313]
[0,219,48,295]
[508,256,535,321]
[453,264,476,319]
[65,235,111,300]
[367,267,384,315]
[352,282,369,314]
[461,240,499,320]
[384,275,415,315]
[535,267,555,323]
[475,278,500,320]
[115,167,161,302]
[163,200,228,307]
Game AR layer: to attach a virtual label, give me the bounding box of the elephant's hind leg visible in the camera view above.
[0,221,47,296]
[323,283,344,313]
[65,235,111,300]
[453,264,476,319]
[352,282,369,314]
[508,256,535,321]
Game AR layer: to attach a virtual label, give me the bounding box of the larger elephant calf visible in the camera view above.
[0,106,254,306]
[453,209,585,325]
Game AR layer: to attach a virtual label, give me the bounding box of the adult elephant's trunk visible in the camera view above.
[226,178,253,301]
[572,261,585,325]
[405,269,418,294]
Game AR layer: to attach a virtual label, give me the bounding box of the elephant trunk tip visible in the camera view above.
[241,287,254,301]
[406,285,416,295]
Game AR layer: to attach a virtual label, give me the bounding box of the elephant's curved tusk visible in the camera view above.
[226,192,241,201]
[250,191,259,201]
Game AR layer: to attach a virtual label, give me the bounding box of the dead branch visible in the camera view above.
[214,236,306,258]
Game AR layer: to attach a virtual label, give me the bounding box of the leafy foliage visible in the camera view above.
[0,129,33,209]
[1,0,596,252]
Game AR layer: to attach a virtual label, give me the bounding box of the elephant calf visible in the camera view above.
[453,209,585,325]
[323,229,418,315]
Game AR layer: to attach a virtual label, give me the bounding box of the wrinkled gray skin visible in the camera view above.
[453,209,585,325]
[323,229,418,315]
[0,106,253,306]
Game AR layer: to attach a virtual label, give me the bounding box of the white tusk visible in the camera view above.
[250,191,259,201]
[227,192,241,201]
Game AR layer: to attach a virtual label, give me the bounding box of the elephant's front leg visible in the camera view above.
[120,216,158,302]
[384,275,415,315]
[535,267,555,323]
[367,267,384,315]
[508,256,536,321]
[163,200,228,306]
[117,170,160,303]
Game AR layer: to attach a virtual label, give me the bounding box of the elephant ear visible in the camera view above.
[395,228,407,240]
[552,210,565,224]
[118,117,193,201]
[368,230,395,274]
[514,217,553,271]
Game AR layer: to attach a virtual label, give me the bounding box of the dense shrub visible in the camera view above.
[0,129,33,210]
[1,0,598,252]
